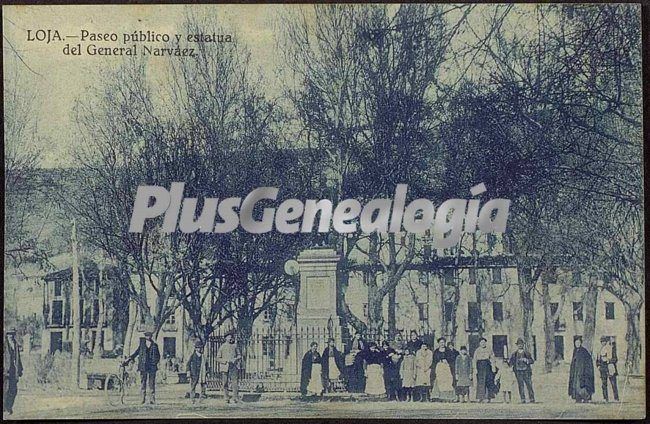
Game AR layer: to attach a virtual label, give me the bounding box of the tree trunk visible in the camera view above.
[236,313,254,371]
[474,274,484,339]
[366,270,383,337]
[71,219,82,389]
[518,267,535,351]
[582,283,598,355]
[623,301,642,375]
[93,270,106,357]
[542,281,556,374]
[449,280,461,343]
[124,299,138,356]
[541,268,564,373]
[435,273,445,335]
[387,286,397,340]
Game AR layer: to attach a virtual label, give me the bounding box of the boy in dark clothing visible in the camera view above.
[187,340,207,403]
[454,345,472,403]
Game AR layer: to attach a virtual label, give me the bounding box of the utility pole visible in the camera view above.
[71,219,81,388]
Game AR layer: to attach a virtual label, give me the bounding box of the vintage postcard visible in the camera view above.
[3,3,645,420]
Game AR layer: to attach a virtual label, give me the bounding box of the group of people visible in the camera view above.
[301,332,622,405]
[568,336,620,403]
[1,327,623,416]
[300,331,538,403]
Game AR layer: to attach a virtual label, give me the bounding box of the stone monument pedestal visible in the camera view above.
[296,247,343,347]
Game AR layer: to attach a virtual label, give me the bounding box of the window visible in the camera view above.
[468,302,480,331]
[573,302,583,321]
[492,302,503,322]
[84,306,92,326]
[492,335,508,358]
[363,303,368,318]
[503,236,513,254]
[52,300,63,326]
[443,269,455,286]
[50,331,63,353]
[532,335,537,360]
[468,334,480,357]
[64,301,71,326]
[487,234,497,251]
[469,268,476,285]
[550,302,563,331]
[444,302,454,323]
[163,337,176,358]
[54,281,62,297]
[165,314,176,325]
[572,271,582,286]
[423,244,432,260]
[262,306,276,322]
[605,302,615,320]
[262,336,276,368]
[554,336,564,360]
[92,299,100,324]
[417,303,429,321]
[492,268,502,284]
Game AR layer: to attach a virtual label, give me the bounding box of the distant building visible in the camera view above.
[344,234,640,365]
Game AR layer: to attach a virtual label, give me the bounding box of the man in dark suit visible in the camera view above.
[125,331,161,404]
[509,338,535,403]
[3,328,23,415]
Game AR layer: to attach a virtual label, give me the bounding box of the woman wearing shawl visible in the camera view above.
[364,342,386,397]
[568,338,595,403]
[431,337,455,401]
[346,332,367,393]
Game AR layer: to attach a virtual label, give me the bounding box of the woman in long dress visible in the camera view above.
[432,338,455,401]
[322,338,344,393]
[415,343,433,402]
[568,338,595,403]
[346,333,367,393]
[381,340,402,401]
[473,337,497,402]
[301,342,324,397]
[364,342,386,397]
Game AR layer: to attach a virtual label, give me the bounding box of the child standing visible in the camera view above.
[495,357,516,403]
[454,345,472,403]
[400,348,417,401]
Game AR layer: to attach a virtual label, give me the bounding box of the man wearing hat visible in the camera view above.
[508,338,535,403]
[124,330,161,404]
[596,336,619,402]
[187,340,207,403]
[216,332,242,403]
[3,328,23,415]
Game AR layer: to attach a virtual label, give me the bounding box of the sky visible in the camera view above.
[3,4,288,168]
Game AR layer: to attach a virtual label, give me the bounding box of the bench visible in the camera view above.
[87,373,109,390]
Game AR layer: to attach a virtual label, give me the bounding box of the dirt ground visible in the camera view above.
[5,372,645,420]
